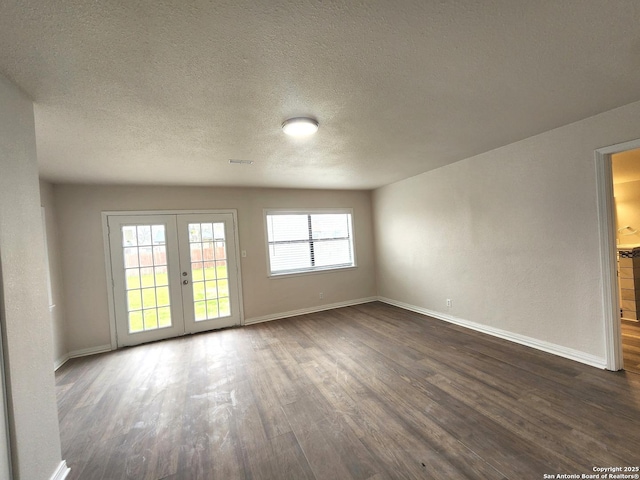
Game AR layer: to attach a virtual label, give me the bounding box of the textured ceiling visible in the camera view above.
[1,1,640,190]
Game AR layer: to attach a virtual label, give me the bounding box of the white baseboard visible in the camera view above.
[54,344,112,370]
[49,460,70,480]
[245,297,378,325]
[54,354,69,371]
[377,296,607,369]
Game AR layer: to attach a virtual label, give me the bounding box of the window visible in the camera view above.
[265,209,356,276]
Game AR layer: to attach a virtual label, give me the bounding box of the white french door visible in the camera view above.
[107,212,242,347]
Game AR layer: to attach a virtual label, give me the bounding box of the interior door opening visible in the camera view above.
[105,211,243,348]
[596,140,640,372]
[611,148,640,374]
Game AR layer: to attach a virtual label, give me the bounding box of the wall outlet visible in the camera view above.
[241,250,247,258]
[446,298,452,308]
[319,292,324,299]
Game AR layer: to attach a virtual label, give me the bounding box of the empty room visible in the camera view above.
[2,1,640,479]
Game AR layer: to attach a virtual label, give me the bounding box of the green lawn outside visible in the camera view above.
[127,265,230,332]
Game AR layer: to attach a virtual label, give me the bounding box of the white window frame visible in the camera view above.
[264,208,357,278]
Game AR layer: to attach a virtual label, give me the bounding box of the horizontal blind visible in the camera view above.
[266,212,354,275]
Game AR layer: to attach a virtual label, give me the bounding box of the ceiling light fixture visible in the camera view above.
[282,117,319,137]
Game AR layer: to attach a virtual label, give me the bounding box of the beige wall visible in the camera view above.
[54,184,376,353]
[373,99,640,365]
[40,180,68,367]
[0,75,63,479]
[613,179,640,246]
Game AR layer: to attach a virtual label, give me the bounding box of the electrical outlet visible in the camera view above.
[446,298,452,308]
[241,250,247,258]
[319,292,324,299]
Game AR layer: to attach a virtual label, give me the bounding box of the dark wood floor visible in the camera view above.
[622,319,640,374]
[56,302,640,480]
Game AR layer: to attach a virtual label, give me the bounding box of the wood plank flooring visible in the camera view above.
[56,302,640,480]
[622,319,640,374]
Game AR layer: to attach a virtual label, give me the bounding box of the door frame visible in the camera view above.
[102,209,245,350]
[595,138,640,370]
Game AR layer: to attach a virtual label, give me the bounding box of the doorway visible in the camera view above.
[596,140,640,372]
[105,211,243,348]
[611,149,640,374]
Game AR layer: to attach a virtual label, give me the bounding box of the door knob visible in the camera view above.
[183,279,189,285]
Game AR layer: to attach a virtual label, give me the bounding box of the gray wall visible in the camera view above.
[0,76,63,478]
[53,184,376,354]
[40,180,68,368]
[373,99,640,366]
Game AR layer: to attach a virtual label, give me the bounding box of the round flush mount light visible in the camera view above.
[282,117,319,136]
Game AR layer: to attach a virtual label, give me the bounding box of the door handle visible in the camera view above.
[183,279,189,285]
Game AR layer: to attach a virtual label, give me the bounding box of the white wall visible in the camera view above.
[53,184,376,354]
[373,99,640,367]
[40,180,69,368]
[0,76,63,479]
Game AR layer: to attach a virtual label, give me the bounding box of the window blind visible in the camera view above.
[266,211,355,275]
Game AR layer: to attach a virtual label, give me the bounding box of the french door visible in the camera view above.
[107,212,242,347]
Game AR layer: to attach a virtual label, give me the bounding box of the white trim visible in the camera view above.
[54,354,69,371]
[231,213,246,326]
[49,460,70,480]
[267,265,358,280]
[0,296,12,479]
[68,344,112,360]
[245,297,377,325]
[101,212,118,350]
[102,209,240,216]
[378,297,607,369]
[102,209,244,348]
[595,139,640,370]
[263,208,356,216]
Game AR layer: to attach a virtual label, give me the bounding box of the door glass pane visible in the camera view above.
[203,242,214,260]
[129,311,143,333]
[204,261,217,280]
[215,260,227,279]
[194,301,207,321]
[140,267,155,288]
[142,288,157,308]
[192,262,204,281]
[124,248,139,268]
[192,281,205,301]
[144,309,158,329]
[138,247,153,267]
[125,268,140,289]
[190,243,203,262]
[189,224,201,242]
[158,307,171,327]
[205,280,217,298]
[121,224,172,333]
[122,226,138,246]
[137,225,152,246]
[153,246,166,266]
[202,223,213,241]
[156,286,170,306]
[154,266,168,286]
[213,222,225,240]
[217,279,229,297]
[215,241,226,260]
[187,222,231,321]
[219,297,230,316]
